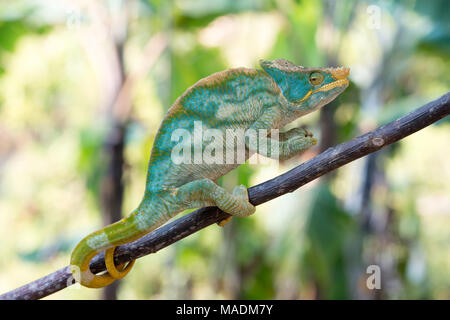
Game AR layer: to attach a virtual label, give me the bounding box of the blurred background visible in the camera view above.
[0,0,448,300]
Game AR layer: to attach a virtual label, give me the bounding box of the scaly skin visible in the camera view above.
[70,59,350,288]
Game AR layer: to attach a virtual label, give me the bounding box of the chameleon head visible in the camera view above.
[260,59,350,112]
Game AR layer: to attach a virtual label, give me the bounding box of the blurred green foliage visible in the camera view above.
[0,0,448,299]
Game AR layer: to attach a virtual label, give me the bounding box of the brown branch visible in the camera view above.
[1,92,449,300]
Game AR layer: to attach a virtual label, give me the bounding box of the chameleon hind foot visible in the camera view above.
[105,246,135,280]
[216,184,254,227]
[232,184,251,199]
[178,179,255,220]
[227,184,255,217]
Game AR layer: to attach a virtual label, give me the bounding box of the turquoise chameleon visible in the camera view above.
[70,59,350,288]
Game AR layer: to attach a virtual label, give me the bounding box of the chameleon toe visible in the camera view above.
[232,185,250,200]
[217,216,233,227]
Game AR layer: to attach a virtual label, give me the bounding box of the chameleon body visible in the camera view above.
[70,59,349,288]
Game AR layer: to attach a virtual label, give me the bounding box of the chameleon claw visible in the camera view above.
[105,246,136,280]
[301,127,314,137]
[217,216,232,227]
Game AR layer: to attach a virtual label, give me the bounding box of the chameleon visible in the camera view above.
[70,58,350,288]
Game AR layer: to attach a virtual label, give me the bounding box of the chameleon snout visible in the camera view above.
[331,67,350,80]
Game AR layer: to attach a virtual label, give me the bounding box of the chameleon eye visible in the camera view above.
[309,72,324,86]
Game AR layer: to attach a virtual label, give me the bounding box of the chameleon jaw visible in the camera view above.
[312,78,349,94]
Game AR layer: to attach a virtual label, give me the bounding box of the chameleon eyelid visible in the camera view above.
[309,72,324,85]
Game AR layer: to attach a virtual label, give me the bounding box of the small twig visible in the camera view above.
[112,33,168,123]
[1,92,449,300]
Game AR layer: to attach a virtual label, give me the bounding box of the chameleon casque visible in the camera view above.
[70,58,350,288]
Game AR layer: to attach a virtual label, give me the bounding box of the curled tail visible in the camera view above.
[70,200,164,288]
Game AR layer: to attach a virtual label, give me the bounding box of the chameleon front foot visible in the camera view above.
[280,126,314,141]
[277,127,317,160]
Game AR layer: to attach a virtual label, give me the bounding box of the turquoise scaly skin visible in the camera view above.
[70,59,350,288]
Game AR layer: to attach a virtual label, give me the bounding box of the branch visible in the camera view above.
[1,92,449,300]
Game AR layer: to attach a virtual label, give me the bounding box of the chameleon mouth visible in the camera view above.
[298,78,349,103]
[312,78,349,94]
